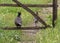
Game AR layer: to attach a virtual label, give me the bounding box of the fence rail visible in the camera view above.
[3,26,50,30]
[0,4,53,7]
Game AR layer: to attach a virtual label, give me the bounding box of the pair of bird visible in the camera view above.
[15,12,38,27]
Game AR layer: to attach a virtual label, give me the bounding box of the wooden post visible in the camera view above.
[53,0,57,27]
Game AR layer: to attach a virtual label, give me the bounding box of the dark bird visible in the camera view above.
[15,12,22,27]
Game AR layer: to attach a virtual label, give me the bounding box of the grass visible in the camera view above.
[0,0,52,27]
[36,9,60,43]
[0,0,60,43]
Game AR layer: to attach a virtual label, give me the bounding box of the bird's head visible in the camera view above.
[17,12,21,17]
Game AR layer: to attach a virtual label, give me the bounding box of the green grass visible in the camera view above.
[36,9,60,43]
[0,0,59,43]
[0,0,52,27]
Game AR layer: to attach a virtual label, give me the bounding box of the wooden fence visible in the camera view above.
[0,0,58,30]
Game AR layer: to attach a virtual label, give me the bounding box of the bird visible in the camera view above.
[34,12,38,27]
[15,12,22,28]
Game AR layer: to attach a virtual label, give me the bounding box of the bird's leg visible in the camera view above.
[34,20,38,27]
[17,25,21,29]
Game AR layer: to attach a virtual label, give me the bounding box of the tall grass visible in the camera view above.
[36,9,60,43]
[0,0,56,43]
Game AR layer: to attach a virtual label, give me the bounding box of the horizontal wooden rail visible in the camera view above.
[0,4,53,7]
[2,27,49,30]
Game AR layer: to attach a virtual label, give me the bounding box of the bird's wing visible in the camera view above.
[15,17,22,25]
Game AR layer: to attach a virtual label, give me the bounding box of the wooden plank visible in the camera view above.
[13,0,49,27]
[0,4,53,7]
[2,27,48,30]
[52,0,57,27]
